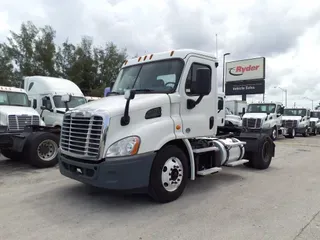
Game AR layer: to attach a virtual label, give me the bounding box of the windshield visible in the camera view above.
[53,95,87,108]
[283,108,307,116]
[247,104,276,114]
[310,112,320,118]
[0,91,29,107]
[111,59,184,94]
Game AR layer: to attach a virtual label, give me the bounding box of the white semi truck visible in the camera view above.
[242,102,289,140]
[282,108,312,137]
[0,86,60,168]
[58,49,275,203]
[310,110,320,134]
[24,76,87,128]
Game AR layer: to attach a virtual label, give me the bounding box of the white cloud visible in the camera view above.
[0,0,320,109]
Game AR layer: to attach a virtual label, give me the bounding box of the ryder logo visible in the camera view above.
[229,65,260,76]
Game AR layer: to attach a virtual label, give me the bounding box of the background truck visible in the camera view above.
[58,49,275,203]
[310,110,320,135]
[241,102,289,140]
[23,76,87,128]
[225,99,247,117]
[282,108,312,137]
[217,93,242,136]
[0,86,60,168]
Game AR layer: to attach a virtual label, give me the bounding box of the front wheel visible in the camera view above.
[271,126,277,141]
[302,128,309,137]
[148,145,188,203]
[25,132,60,168]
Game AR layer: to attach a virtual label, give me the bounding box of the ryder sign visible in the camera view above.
[226,57,265,82]
[225,57,266,95]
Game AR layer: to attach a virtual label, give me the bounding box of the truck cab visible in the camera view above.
[24,76,87,128]
[0,86,45,132]
[242,102,284,140]
[282,108,312,137]
[58,49,275,203]
[310,110,320,135]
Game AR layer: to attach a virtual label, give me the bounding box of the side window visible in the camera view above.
[185,63,212,96]
[307,110,310,117]
[42,96,52,109]
[276,105,281,114]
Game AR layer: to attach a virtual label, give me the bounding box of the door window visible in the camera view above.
[185,63,212,96]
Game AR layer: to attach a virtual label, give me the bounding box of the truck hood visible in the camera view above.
[0,105,40,116]
[282,116,302,121]
[242,113,267,119]
[73,94,171,117]
[310,117,319,122]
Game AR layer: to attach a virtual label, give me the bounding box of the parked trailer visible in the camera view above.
[58,49,275,203]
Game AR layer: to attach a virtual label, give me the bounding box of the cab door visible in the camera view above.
[179,56,217,138]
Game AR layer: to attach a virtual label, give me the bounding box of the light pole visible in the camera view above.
[303,97,314,109]
[274,86,287,107]
[222,52,230,92]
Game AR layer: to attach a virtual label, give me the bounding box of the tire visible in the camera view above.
[250,135,273,170]
[313,128,317,136]
[288,128,295,138]
[302,128,309,137]
[25,132,60,168]
[148,145,188,203]
[1,149,23,161]
[271,126,277,141]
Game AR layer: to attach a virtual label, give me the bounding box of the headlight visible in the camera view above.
[106,136,140,157]
[40,119,46,126]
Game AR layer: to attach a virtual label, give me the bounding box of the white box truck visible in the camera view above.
[225,100,247,117]
[58,49,275,203]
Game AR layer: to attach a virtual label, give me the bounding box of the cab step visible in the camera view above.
[197,167,222,176]
[225,159,249,167]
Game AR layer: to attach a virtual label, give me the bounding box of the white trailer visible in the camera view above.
[225,100,247,117]
[58,49,275,203]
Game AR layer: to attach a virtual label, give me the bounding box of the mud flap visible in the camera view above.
[237,132,275,158]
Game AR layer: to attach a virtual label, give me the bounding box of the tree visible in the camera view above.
[0,21,127,96]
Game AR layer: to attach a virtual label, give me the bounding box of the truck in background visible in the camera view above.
[58,49,275,203]
[282,108,313,137]
[225,99,247,117]
[217,93,242,136]
[23,76,87,128]
[309,110,320,135]
[310,109,320,132]
[0,86,60,168]
[242,102,287,140]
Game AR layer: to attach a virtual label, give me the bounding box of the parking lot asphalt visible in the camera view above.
[1,136,320,240]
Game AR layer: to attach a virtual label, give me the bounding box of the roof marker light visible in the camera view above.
[170,50,174,56]
[149,54,153,60]
[143,55,147,61]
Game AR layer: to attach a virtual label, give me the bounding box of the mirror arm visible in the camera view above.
[187,95,204,110]
[121,99,131,126]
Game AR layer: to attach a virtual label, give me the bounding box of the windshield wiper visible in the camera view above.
[108,91,121,95]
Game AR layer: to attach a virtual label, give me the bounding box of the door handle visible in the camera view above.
[209,116,214,129]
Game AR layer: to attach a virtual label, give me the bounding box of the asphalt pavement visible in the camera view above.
[1,135,320,240]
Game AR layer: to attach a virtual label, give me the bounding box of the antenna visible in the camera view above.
[215,33,218,58]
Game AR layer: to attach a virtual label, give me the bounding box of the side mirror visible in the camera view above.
[191,68,211,95]
[124,89,136,100]
[61,94,71,103]
[40,106,46,110]
[33,99,37,109]
[110,81,115,90]
[218,99,224,111]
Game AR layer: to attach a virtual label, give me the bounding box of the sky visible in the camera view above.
[0,0,320,109]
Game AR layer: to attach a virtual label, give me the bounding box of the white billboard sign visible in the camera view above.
[225,57,265,82]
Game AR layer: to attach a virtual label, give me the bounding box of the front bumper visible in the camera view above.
[295,126,307,134]
[59,151,156,191]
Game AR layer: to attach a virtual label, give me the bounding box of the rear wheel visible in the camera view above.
[148,145,188,203]
[25,132,60,168]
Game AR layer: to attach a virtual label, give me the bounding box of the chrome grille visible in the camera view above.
[60,114,103,158]
[8,115,40,131]
[310,121,316,127]
[282,120,298,128]
[242,118,262,128]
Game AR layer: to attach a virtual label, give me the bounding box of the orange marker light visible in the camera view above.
[149,54,153,60]
[176,125,181,130]
[143,55,147,61]
[170,50,174,56]
[138,57,142,62]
